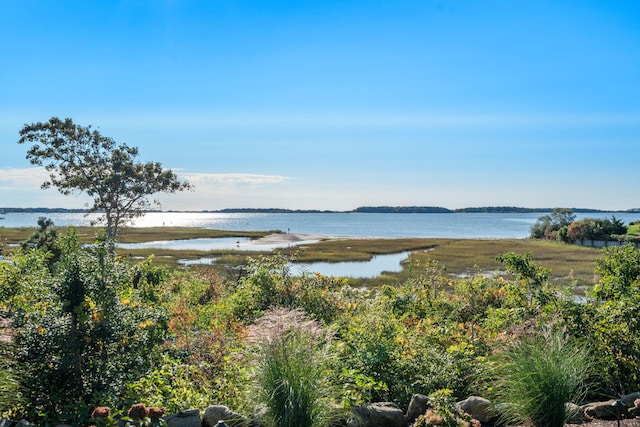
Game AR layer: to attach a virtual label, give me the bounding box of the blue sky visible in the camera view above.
[1,0,639,211]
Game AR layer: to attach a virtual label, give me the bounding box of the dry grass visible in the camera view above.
[409,238,601,284]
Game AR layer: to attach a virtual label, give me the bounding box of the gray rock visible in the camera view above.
[405,394,433,424]
[202,405,247,427]
[620,392,640,408]
[348,402,405,427]
[164,409,201,427]
[582,398,635,421]
[566,402,590,423]
[456,396,496,423]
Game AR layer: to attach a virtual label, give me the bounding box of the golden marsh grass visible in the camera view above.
[0,226,604,286]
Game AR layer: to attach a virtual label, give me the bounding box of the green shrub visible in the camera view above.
[336,288,484,407]
[122,355,215,414]
[216,255,345,326]
[413,389,478,427]
[11,231,168,424]
[492,329,592,427]
[588,244,640,393]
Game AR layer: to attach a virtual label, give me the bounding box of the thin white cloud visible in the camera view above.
[0,167,49,188]
[0,168,289,188]
[180,172,290,187]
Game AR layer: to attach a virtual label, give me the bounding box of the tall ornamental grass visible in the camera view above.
[493,329,592,427]
[246,308,342,427]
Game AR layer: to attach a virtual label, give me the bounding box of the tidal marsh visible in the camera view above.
[0,226,603,286]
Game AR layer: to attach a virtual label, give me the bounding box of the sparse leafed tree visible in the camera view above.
[18,117,192,240]
[530,208,576,240]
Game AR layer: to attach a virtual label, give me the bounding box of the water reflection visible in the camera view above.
[121,237,410,278]
[294,251,410,278]
[177,250,410,278]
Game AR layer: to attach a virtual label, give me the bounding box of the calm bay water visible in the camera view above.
[2,211,639,239]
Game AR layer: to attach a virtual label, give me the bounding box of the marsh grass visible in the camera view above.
[492,329,592,427]
[1,226,602,285]
[409,239,600,286]
[278,238,437,262]
[0,226,272,244]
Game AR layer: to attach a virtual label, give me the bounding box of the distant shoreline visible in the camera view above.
[1,206,639,214]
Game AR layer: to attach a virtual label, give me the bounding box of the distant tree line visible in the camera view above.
[3,205,638,215]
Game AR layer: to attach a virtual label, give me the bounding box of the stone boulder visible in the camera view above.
[164,409,201,427]
[456,396,496,423]
[620,392,640,408]
[566,402,590,424]
[348,402,405,427]
[582,392,640,420]
[405,394,433,424]
[582,400,622,420]
[202,405,247,427]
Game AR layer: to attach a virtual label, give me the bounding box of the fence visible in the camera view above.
[574,239,640,248]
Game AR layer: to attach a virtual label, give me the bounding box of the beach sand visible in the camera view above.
[252,232,331,245]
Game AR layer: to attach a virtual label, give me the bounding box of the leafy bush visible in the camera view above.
[492,329,592,427]
[566,216,627,242]
[337,285,484,407]
[530,209,575,240]
[11,231,168,424]
[414,389,478,427]
[589,244,640,393]
[216,255,345,326]
[122,355,215,415]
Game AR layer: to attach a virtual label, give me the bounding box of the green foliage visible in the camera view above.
[20,217,61,267]
[414,389,477,427]
[245,308,343,427]
[216,254,346,325]
[18,117,191,239]
[336,368,389,408]
[492,329,592,427]
[0,345,23,418]
[123,355,214,415]
[0,249,53,315]
[6,233,640,426]
[589,245,640,393]
[530,208,575,239]
[566,216,627,242]
[593,244,640,300]
[496,252,555,313]
[10,230,168,424]
[336,280,485,407]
